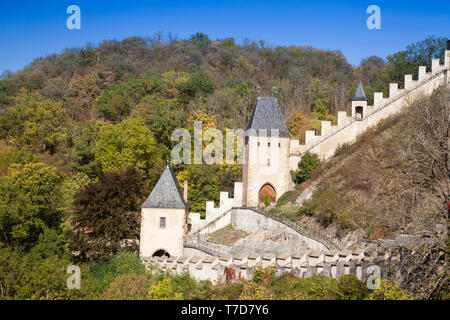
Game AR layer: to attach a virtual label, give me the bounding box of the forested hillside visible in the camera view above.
[0,33,447,300]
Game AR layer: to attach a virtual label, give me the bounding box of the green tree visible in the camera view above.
[293,153,320,185]
[88,252,149,297]
[0,162,64,248]
[96,77,148,122]
[94,117,164,184]
[69,120,108,179]
[181,73,214,104]
[176,164,220,216]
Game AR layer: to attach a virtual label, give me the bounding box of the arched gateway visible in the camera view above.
[258,183,276,204]
[152,249,170,258]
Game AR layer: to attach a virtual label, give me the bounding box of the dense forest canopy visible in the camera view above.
[0,33,447,299]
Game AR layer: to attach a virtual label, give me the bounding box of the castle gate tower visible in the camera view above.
[243,97,291,207]
[140,165,190,257]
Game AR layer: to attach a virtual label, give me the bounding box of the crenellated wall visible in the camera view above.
[289,51,450,168]
[141,247,406,285]
[189,182,243,234]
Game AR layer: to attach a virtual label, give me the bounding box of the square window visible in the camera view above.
[160,217,166,229]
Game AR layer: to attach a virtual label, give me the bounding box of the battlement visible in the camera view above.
[190,182,243,234]
[289,51,450,167]
[141,247,403,284]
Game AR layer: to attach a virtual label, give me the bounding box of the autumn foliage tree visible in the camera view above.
[69,166,149,261]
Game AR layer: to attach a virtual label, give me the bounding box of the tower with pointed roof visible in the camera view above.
[139,165,190,258]
[352,81,368,120]
[243,96,291,207]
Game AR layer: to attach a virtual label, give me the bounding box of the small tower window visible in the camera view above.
[278,142,281,147]
[267,158,270,166]
[268,142,271,147]
[159,217,166,229]
[258,142,260,147]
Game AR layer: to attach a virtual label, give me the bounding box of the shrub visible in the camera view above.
[172,272,212,300]
[334,142,352,157]
[365,279,411,300]
[239,280,275,300]
[101,273,152,300]
[252,267,275,285]
[264,195,270,207]
[87,252,147,297]
[148,277,183,300]
[293,153,320,185]
[292,274,339,299]
[337,274,369,300]
[276,190,300,207]
[212,281,244,300]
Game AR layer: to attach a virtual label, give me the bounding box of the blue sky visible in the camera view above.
[0,0,448,73]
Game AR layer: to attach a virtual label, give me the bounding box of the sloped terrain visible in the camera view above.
[269,86,449,248]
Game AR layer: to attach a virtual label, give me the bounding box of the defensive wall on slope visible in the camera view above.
[189,51,450,232]
[288,50,450,167]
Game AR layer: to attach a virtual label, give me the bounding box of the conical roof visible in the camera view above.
[246,97,290,137]
[352,81,368,101]
[142,165,190,209]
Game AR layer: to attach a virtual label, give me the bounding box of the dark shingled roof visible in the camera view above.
[246,97,290,137]
[142,165,190,209]
[352,81,368,101]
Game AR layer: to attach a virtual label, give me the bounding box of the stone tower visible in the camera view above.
[243,97,291,207]
[139,165,190,258]
[351,81,368,120]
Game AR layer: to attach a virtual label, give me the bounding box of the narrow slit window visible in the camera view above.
[160,217,166,229]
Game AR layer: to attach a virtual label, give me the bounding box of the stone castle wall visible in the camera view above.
[289,51,450,167]
[141,247,413,285]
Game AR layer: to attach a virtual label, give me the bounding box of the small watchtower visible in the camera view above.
[352,81,368,120]
[139,165,190,258]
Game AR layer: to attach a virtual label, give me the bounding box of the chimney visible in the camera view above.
[183,180,188,202]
